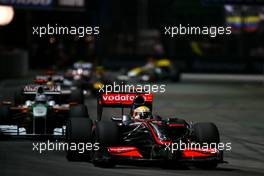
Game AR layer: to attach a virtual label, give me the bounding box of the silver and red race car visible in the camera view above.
[0,82,88,137]
[66,92,225,169]
[13,76,84,106]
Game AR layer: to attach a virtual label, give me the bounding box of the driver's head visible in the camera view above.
[47,76,53,85]
[133,106,151,119]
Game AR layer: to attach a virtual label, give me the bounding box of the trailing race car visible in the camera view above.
[64,62,111,97]
[35,74,64,85]
[14,78,84,106]
[0,85,88,136]
[64,62,93,89]
[66,92,224,169]
[117,59,181,83]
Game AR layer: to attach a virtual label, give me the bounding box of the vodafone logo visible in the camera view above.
[101,93,152,105]
[102,94,135,102]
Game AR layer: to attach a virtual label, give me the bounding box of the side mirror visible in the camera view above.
[122,115,131,122]
[122,115,132,125]
[111,116,122,121]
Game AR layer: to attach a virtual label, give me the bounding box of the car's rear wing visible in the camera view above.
[73,62,93,69]
[97,92,153,121]
[22,84,61,95]
[35,75,64,82]
[18,84,63,103]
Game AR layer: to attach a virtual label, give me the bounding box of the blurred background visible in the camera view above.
[1,0,264,77]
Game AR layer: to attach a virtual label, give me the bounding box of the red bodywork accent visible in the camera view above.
[46,70,55,75]
[182,148,218,158]
[34,79,48,84]
[108,146,143,158]
[100,93,153,105]
[143,121,172,145]
[107,121,218,159]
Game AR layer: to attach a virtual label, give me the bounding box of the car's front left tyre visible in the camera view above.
[0,106,10,124]
[66,117,92,161]
[92,121,119,168]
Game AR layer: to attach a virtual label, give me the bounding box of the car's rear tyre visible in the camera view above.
[92,121,119,167]
[69,105,89,118]
[14,89,24,106]
[66,117,92,161]
[193,122,220,169]
[0,106,10,124]
[70,89,84,104]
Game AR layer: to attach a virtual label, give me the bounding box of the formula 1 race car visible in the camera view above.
[0,85,88,136]
[117,59,181,83]
[34,74,64,85]
[64,62,109,97]
[66,92,224,169]
[64,62,93,89]
[14,78,84,106]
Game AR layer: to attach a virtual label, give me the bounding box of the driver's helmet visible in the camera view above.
[35,94,47,103]
[47,76,53,86]
[133,106,151,119]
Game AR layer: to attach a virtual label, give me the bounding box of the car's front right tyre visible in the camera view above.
[193,122,220,169]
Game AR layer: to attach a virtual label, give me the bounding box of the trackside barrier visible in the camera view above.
[0,49,28,78]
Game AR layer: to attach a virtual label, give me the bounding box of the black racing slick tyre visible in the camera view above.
[95,121,119,146]
[66,117,93,161]
[193,122,220,144]
[14,89,24,106]
[0,106,10,124]
[69,105,89,118]
[193,122,220,169]
[70,89,84,104]
[92,121,119,167]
